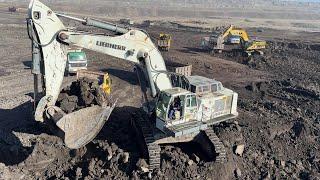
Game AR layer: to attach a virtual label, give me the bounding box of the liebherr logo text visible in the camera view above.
[96,41,126,51]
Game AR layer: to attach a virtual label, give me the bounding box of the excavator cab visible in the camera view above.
[155,88,199,134]
[227,35,241,44]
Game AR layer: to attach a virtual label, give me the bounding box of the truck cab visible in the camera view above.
[66,48,88,75]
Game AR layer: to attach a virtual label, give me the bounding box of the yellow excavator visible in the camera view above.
[203,25,266,56]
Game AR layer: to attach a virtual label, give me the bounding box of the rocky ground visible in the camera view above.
[0,10,319,180]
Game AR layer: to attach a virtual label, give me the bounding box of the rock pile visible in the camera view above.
[56,78,109,113]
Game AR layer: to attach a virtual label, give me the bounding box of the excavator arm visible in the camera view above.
[221,25,234,39]
[221,25,250,42]
[27,0,172,149]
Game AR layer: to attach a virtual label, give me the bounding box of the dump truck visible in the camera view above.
[158,33,172,51]
[65,48,88,75]
[120,18,134,25]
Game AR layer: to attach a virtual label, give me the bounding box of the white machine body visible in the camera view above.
[155,76,238,137]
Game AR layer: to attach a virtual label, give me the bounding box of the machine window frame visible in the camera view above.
[211,84,218,92]
[186,94,197,108]
[202,85,210,93]
[156,92,171,121]
[68,52,87,62]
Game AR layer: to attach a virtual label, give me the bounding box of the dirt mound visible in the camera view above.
[39,105,239,179]
[238,79,320,179]
[0,132,70,179]
[53,140,132,179]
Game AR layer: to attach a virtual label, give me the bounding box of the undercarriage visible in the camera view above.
[131,111,227,170]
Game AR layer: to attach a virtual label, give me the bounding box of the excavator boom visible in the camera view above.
[221,25,250,42]
[28,0,172,149]
[57,30,172,94]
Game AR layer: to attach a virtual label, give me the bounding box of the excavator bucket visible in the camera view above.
[56,104,116,149]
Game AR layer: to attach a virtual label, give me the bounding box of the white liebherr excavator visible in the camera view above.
[28,0,239,170]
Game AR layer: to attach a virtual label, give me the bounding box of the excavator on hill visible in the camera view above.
[27,0,239,170]
[202,25,267,57]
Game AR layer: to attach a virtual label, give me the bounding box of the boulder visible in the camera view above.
[235,144,245,156]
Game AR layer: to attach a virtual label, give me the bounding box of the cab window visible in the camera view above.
[218,83,223,91]
[186,95,197,108]
[156,92,171,120]
[168,95,185,120]
[211,84,218,92]
[68,52,86,61]
[202,85,210,93]
[191,85,196,93]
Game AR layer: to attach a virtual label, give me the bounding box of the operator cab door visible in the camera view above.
[184,94,198,121]
[156,92,171,121]
[167,95,185,122]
